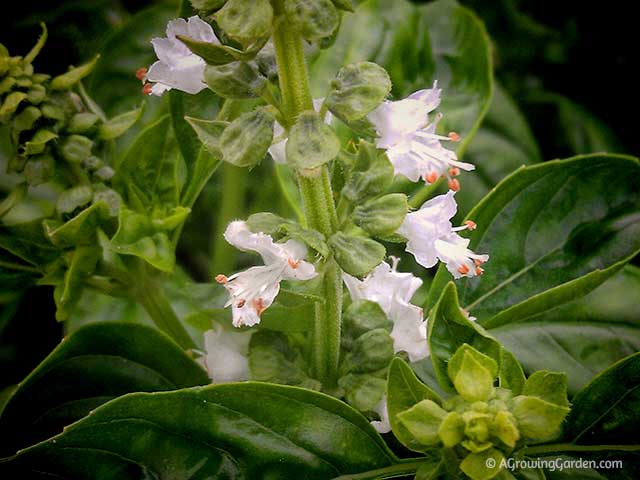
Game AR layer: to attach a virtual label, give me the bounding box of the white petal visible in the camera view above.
[186,15,219,44]
[224,221,288,265]
[389,303,429,362]
[200,325,251,383]
[146,59,206,95]
[225,264,283,327]
[435,235,489,279]
[371,395,391,433]
[268,138,287,164]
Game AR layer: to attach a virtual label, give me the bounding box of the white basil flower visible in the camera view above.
[398,190,489,279]
[216,221,317,327]
[371,395,391,434]
[198,324,252,383]
[367,82,473,190]
[140,16,219,96]
[269,98,332,164]
[343,258,428,362]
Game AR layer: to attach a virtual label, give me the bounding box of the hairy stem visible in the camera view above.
[272,2,341,386]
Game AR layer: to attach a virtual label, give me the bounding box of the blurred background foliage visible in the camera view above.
[1,0,636,390]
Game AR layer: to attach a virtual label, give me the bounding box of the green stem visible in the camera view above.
[332,459,432,480]
[272,3,341,386]
[134,268,196,350]
[524,443,640,456]
[210,163,248,277]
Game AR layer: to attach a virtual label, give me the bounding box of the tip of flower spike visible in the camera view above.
[448,131,461,142]
[288,258,300,269]
[465,220,477,231]
[215,274,228,284]
[448,167,460,177]
[448,178,460,192]
[458,264,470,275]
[424,171,439,184]
[142,83,152,95]
[135,67,148,81]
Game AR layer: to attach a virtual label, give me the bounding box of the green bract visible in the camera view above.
[326,61,391,122]
[219,108,274,167]
[285,110,340,170]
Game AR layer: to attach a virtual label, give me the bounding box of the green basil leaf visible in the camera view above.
[0,323,208,456]
[387,357,442,452]
[1,383,397,477]
[428,282,501,393]
[428,154,640,328]
[565,352,640,445]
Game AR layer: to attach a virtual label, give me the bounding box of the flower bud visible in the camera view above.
[284,0,340,42]
[326,62,391,123]
[68,112,100,134]
[23,154,55,186]
[328,232,385,277]
[215,0,273,49]
[344,329,394,374]
[23,129,57,155]
[219,108,274,167]
[353,193,408,237]
[286,110,340,170]
[204,61,266,99]
[60,134,94,164]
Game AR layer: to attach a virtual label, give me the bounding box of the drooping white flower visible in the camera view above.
[198,324,252,383]
[397,190,489,279]
[343,258,428,362]
[139,16,218,96]
[216,221,317,327]
[371,395,391,434]
[367,82,474,190]
[269,98,332,164]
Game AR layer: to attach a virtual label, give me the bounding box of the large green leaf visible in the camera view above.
[564,352,640,445]
[428,154,640,327]
[310,0,493,156]
[1,383,397,478]
[0,323,208,456]
[491,265,640,395]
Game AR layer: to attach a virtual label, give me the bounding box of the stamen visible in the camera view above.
[474,258,484,266]
[448,178,460,191]
[448,167,460,177]
[142,83,152,95]
[475,266,484,276]
[135,67,148,81]
[464,220,477,231]
[425,171,438,184]
[252,297,266,316]
[236,299,246,308]
[288,258,300,269]
[215,274,229,284]
[448,131,461,142]
[458,264,470,275]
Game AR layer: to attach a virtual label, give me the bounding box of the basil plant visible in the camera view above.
[0,0,638,479]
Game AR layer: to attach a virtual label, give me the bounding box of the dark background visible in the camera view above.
[1,0,637,389]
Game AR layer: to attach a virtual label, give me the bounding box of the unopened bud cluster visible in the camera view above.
[397,344,570,480]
